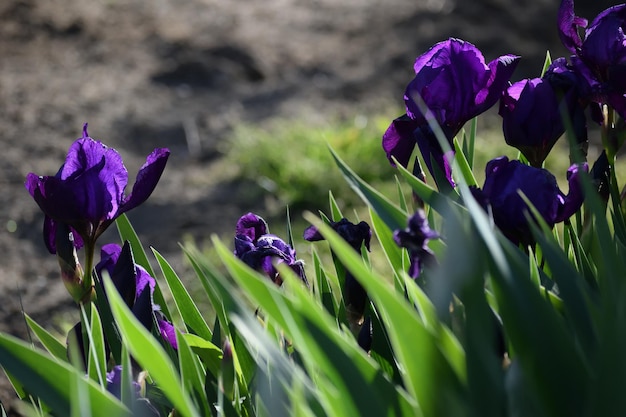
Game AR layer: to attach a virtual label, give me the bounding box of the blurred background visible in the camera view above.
[0,0,617,409]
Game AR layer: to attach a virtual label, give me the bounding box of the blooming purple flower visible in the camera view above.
[96,242,177,349]
[383,38,519,186]
[558,0,626,117]
[304,218,372,325]
[25,124,169,254]
[393,210,439,280]
[234,213,308,286]
[473,156,586,246]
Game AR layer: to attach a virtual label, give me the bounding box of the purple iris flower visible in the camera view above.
[393,210,439,280]
[473,156,586,246]
[304,218,372,325]
[234,213,307,286]
[558,0,626,117]
[383,38,519,186]
[96,242,177,349]
[499,71,588,167]
[25,124,169,254]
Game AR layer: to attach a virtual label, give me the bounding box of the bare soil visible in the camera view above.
[0,0,614,412]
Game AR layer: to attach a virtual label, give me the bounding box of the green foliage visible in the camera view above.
[6,100,626,416]
[223,116,398,209]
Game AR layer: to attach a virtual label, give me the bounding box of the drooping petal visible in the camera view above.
[120,148,170,215]
[478,54,520,111]
[555,162,588,222]
[158,319,178,349]
[382,115,420,168]
[558,0,588,53]
[236,212,269,242]
[582,4,626,71]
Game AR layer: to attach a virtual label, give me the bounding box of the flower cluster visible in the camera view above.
[382,0,624,246]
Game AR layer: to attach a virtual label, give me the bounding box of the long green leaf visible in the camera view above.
[303,214,466,416]
[213,237,416,417]
[153,248,212,340]
[330,146,407,231]
[25,315,67,362]
[0,333,130,417]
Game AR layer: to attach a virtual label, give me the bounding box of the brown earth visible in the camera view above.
[0,0,615,413]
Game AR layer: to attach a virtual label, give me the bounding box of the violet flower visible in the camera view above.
[25,124,169,255]
[234,213,307,286]
[383,38,519,186]
[96,242,178,349]
[558,0,626,117]
[473,156,586,246]
[304,218,371,325]
[499,71,588,167]
[393,210,439,280]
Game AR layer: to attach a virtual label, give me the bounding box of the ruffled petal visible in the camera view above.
[119,148,170,215]
[558,0,588,53]
[236,212,269,242]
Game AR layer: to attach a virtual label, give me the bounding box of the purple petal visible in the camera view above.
[303,225,323,241]
[61,138,127,217]
[158,319,178,349]
[135,265,156,300]
[382,114,420,168]
[234,234,256,258]
[477,54,520,111]
[558,0,588,53]
[236,212,269,242]
[555,162,588,222]
[120,148,170,215]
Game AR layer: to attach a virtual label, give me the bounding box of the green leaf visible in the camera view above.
[212,237,416,417]
[153,248,212,340]
[303,213,466,416]
[177,330,210,417]
[330,146,407,231]
[183,334,223,377]
[81,304,107,386]
[540,50,552,76]
[103,276,200,417]
[453,137,477,187]
[0,332,131,417]
[328,190,344,221]
[24,315,67,362]
[368,208,403,277]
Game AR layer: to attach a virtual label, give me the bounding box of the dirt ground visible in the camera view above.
[0,0,615,412]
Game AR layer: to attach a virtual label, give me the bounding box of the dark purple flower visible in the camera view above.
[393,210,439,280]
[558,1,626,117]
[499,74,588,167]
[25,124,169,254]
[96,242,177,350]
[383,38,519,186]
[234,213,308,286]
[304,218,372,325]
[303,218,371,251]
[475,156,586,246]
